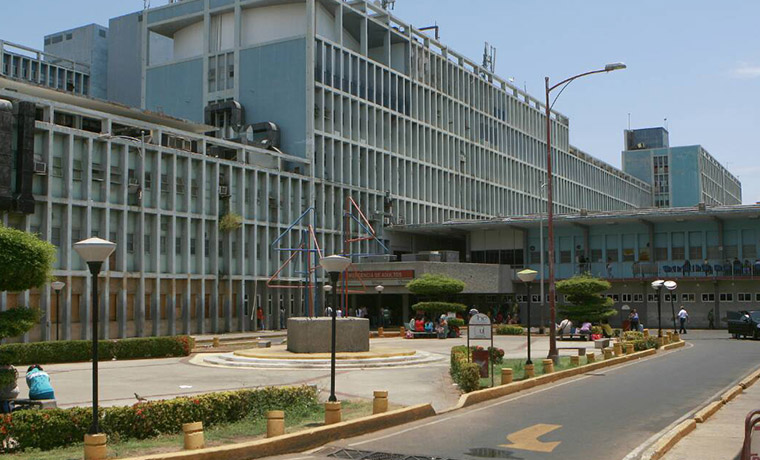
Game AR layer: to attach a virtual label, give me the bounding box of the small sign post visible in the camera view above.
[468,313,494,387]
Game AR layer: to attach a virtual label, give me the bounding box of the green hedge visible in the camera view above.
[495,325,524,336]
[0,386,318,452]
[0,336,194,365]
[450,346,480,393]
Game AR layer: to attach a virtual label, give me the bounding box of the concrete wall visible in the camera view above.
[238,39,307,157]
[145,58,204,121]
[44,23,108,99]
[670,146,701,207]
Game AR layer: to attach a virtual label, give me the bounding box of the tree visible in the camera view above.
[556,274,616,324]
[0,226,57,293]
[407,274,467,316]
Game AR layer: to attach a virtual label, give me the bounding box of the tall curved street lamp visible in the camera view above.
[319,255,352,402]
[545,62,627,361]
[664,280,678,333]
[73,237,116,435]
[517,269,538,365]
[51,281,65,341]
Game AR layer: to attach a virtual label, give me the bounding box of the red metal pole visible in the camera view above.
[545,76,558,362]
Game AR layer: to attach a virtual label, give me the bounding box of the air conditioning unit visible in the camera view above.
[127,178,140,193]
[218,185,230,197]
[33,161,47,175]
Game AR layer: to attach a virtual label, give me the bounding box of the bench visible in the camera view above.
[557,347,586,356]
[557,331,591,341]
[594,338,610,349]
[410,331,437,339]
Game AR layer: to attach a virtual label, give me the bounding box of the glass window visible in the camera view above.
[606,249,619,263]
[719,293,733,302]
[701,293,715,302]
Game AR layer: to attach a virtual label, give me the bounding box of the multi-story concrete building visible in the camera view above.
[622,127,741,208]
[380,204,760,329]
[0,0,732,341]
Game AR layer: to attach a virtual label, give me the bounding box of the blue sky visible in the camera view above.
[4,0,760,203]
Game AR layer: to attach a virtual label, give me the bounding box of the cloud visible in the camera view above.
[731,62,760,79]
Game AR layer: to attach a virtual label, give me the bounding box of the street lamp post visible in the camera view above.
[544,62,626,362]
[51,281,65,341]
[517,269,538,365]
[374,285,384,329]
[665,280,678,333]
[73,237,116,435]
[651,280,665,338]
[319,255,352,403]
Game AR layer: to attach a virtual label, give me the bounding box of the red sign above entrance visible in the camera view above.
[348,270,415,280]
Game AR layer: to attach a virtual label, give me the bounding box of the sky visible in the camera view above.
[3,0,760,203]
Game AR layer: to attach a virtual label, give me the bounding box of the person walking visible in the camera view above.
[677,306,689,334]
[707,309,715,329]
[256,306,265,330]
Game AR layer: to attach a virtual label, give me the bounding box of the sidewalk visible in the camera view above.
[661,374,760,460]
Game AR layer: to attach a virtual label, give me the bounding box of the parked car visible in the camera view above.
[727,310,760,339]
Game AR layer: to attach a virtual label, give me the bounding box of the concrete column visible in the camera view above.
[118,287,127,338]
[402,294,409,324]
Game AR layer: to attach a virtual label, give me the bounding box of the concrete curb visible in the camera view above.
[720,385,743,404]
[649,419,697,460]
[640,361,760,460]
[454,347,657,409]
[118,404,436,460]
[662,340,686,351]
[693,400,723,423]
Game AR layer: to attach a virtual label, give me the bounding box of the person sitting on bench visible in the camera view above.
[579,321,592,338]
[558,318,573,338]
[600,319,614,338]
[26,365,55,401]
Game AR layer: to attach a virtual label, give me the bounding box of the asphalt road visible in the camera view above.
[272,330,759,460]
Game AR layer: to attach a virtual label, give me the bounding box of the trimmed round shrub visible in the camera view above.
[0,226,56,293]
[412,301,467,315]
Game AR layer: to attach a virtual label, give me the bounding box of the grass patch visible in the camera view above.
[479,356,588,388]
[2,400,374,460]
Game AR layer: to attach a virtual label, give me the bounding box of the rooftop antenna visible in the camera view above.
[380,0,396,10]
[482,41,496,74]
[419,22,440,41]
[143,0,150,9]
[664,118,668,131]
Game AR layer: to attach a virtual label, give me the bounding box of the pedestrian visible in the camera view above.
[606,258,614,278]
[26,365,55,400]
[677,306,689,334]
[707,308,715,329]
[256,306,265,330]
[629,309,640,332]
[279,305,286,329]
[324,305,333,317]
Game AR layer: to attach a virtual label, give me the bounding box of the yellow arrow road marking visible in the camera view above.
[500,423,562,453]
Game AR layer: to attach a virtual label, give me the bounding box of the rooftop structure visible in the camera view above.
[0,40,90,96]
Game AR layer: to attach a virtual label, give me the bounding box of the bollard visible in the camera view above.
[542,359,554,374]
[267,410,285,438]
[182,422,204,450]
[325,401,342,425]
[613,342,623,357]
[212,337,220,348]
[586,352,595,363]
[84,433,107,460]
[625,343,634,354]
[570,355,580,366]
[666,331,673,343]
[643,329,649,338]
[603,347,613,359]
[501,368,513,385]
[673,333,680,342]
[373,390,389,414]
[378,327,384,337]
[524,363,535,379]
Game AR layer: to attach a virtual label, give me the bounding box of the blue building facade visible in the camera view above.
[622,128,741,208]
